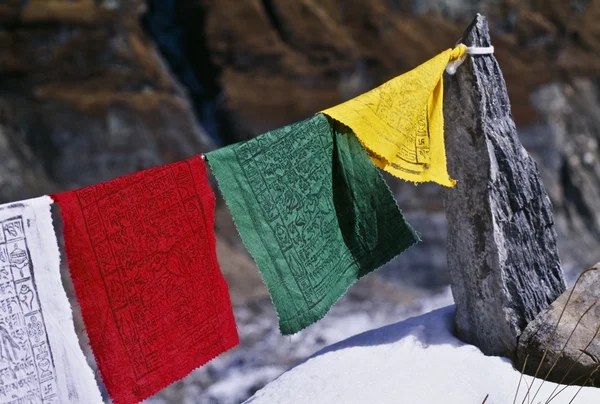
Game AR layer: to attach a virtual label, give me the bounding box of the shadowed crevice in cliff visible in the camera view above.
[142,0,236,146]
[260,0,291,45]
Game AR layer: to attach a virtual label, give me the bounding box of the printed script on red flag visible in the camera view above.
[53,156,238,404]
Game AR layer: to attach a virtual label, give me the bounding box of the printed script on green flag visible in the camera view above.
[207,113,420,335]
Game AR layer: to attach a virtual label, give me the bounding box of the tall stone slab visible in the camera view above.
[443,14,567,358]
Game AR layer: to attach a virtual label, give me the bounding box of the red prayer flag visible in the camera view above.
[53,156,238,404]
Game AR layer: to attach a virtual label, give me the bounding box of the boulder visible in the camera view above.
[518,264,600,387]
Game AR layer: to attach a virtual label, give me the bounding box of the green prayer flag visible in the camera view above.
[206,113,420,335]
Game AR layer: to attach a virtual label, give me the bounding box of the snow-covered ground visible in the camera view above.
[146,285,455,404]
[245,306,600,404]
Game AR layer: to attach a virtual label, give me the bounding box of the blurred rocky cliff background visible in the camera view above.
[1,0,600,402]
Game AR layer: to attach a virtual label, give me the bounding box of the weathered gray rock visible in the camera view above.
[525,81,600,279]
[443,14,567,358]
[517,264,600,387]
[0,101,55,203]
[0,0,213,190]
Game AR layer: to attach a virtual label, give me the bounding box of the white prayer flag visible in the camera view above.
[0,196,102,404]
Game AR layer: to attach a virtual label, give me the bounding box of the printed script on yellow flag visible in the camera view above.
[321,45,467,187]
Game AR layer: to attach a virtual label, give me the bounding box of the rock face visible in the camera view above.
[524,81,600,280]
[0,102,55,203]
[518,264,600,387]
[0,0,212,191]
[192,0,600,135]
[443,15,567,358]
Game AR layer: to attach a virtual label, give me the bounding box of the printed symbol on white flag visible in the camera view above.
[18,284,34,313]
[27,315,45,347]
[0,245,9,282]
[0,282,14,296]
[3,220,23,241]
[34,343,54,380]
[0,246,7,264]
[9,241,30,280]
[0,325,20,363]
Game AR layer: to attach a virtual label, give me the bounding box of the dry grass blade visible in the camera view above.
[567,365,600,404]
[521,266,598,404]
[514,354,529,404]
[545,370,595,403]
[530,300,598,403]
[545,313,600,403]
[523,377,532,404]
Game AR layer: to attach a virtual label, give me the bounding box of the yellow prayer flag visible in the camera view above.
[321,45,467,187]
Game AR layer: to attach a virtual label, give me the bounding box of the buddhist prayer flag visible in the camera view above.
[53,157,238,404]
[207,114,419,335]
[0,196,103,403]
[321,45,467,187]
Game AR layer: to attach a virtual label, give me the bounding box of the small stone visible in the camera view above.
[517,264,600,387]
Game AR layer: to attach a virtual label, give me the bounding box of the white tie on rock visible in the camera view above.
[0,196,102,404]
[445,46,495,75]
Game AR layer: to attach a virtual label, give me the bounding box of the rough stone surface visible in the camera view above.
[524,81,600,281]
[193,0,600,134]
[518,264,600,387]
[443,14,567,358]
[0,102,55,203]
[0,0,212,190]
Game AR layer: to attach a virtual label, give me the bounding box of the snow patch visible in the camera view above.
[246,306,600,404]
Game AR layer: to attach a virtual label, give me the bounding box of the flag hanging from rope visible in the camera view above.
[53,157,238,404]
[0,196,103,403]
[321,45,467,187]
[207,114,419,335]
